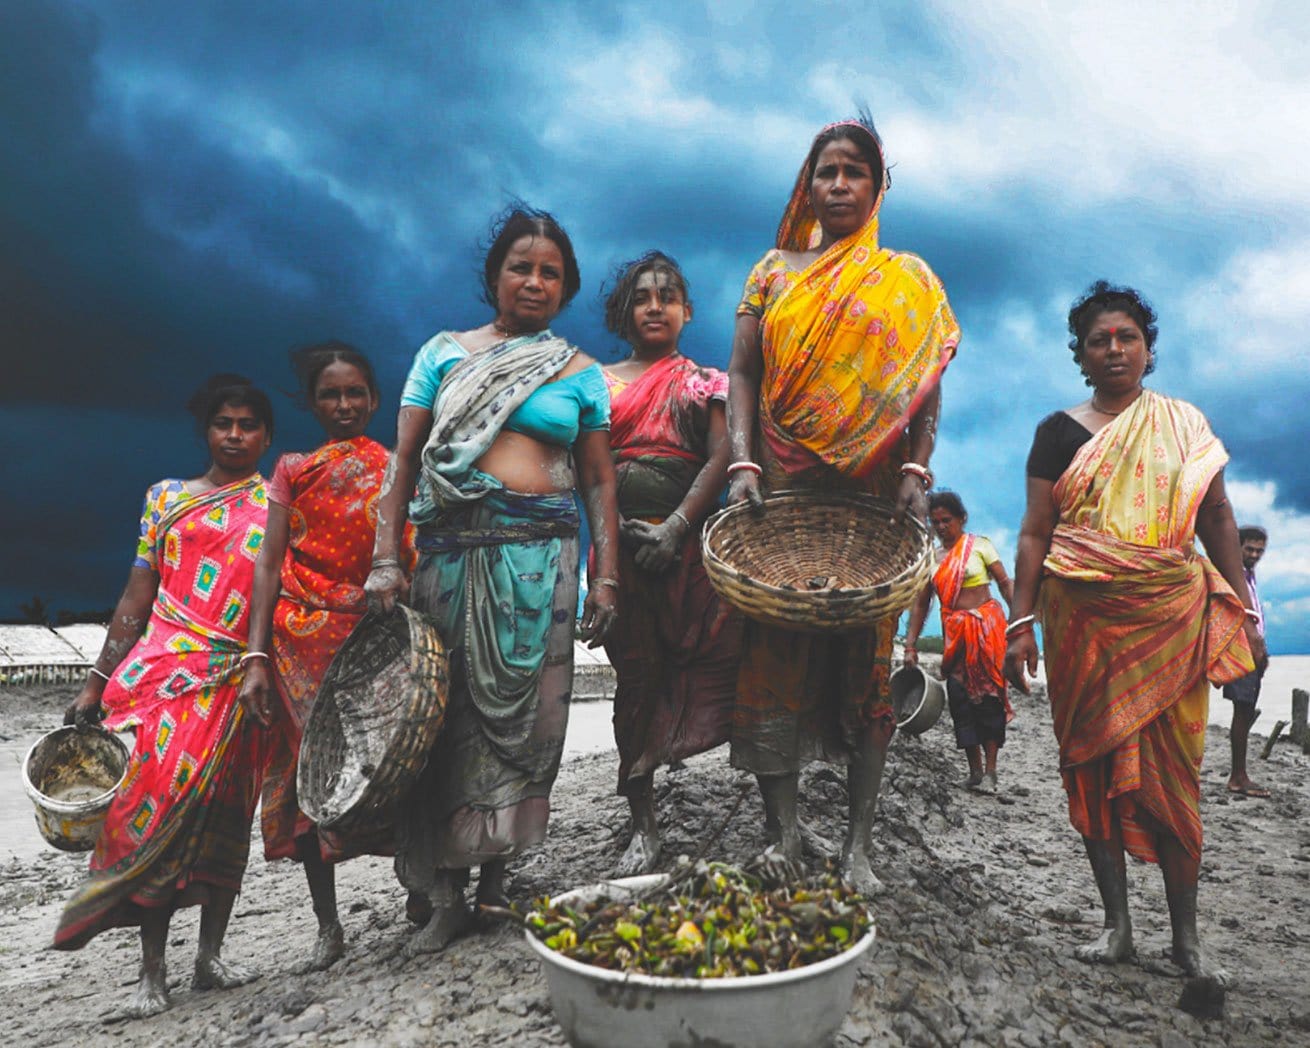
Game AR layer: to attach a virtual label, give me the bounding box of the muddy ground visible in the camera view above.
[1,677,1307,1047]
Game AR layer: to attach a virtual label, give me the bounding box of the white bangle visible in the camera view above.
[1005,615,1036,636]
[669,509,692,531]
[900,462,933,487]
[726,461,763,477]
[239,651,271,665]
[89,667,112,683]
[1243,607,1261,622]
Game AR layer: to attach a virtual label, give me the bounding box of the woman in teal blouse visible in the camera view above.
[368,206,620,954]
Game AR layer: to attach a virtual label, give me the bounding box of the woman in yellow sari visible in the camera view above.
[725,116,959,892]
[1005,281,1265,978]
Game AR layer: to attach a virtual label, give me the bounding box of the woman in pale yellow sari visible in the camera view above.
[726,116,959,892]
[1005,282,1265,979]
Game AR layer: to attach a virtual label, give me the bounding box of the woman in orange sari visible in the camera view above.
[240,342,412,970]
[58,375,273,1017]
[1005,282,1265,978]
[905,492,1014,791]
[600,251,741,875]
[726,115,959,892]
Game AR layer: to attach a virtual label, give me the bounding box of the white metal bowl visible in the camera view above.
[524,874,876,1048]
[21,726,130,852]
[891,663,946,736]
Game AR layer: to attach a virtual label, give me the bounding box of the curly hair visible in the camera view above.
[480,203,581,313]
[288,340,377,404]
[601,250,691,345]
[185,373,274,438]
[928,490,967,521]
[1067,280,1159,386]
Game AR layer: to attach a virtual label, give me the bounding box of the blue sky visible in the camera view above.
[4,1,1308,652]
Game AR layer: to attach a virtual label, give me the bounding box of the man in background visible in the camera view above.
[1224,525,1270,798]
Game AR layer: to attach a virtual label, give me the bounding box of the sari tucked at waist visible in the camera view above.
[733,147,959,772]
[934,534,1012,720]
[1040,391,1252,863]
[602,355,741,792]
[262,437,411,862]
[56,477,267,950]
[399,334,589,876]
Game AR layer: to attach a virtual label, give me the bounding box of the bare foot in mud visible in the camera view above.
[839,847,883,896]
[126,964,171,1018]
[405,902,471,956]
[1074,925,1134,965]
[406,890,433,926]
[192,954,259,990]
[615,829,660,877]
[306,921,345,971]
[801,824,839,861]
[1170,935,1207,977]
[475,860,511,911]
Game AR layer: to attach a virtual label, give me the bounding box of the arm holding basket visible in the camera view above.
[725,312,765,511]
[366,406,431,613]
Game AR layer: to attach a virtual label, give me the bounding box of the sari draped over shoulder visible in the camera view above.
[933,534,1012,720]
[262,437,411,862]
[400,333,586,878]
[56,477,267,950]
[733,129,959,774]
[1040,391,1253,863]
[602,356,741,793]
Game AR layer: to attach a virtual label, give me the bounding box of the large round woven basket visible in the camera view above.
[298,604,448,832]
[702,492,933,632]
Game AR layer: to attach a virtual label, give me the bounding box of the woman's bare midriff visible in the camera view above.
[953,583,994,611]
[475,431,574,494]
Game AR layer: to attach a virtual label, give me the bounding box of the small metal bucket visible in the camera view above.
[21,726,130,852]
[891,664,946,736]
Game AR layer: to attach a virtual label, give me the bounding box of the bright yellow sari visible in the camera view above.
[756,142,959,480]
[1040,391,1252,863]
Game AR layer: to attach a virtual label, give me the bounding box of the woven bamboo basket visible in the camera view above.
[298,604,448,832]
[702,492,932,632]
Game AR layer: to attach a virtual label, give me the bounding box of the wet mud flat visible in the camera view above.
[1,681,1307,1047]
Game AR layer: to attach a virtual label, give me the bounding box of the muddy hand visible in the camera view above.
[364,564,409,613]
[632,518,685,572]
[893,475,928,524]
[1004,632,1038,694]
[236,662,276,728]
[727,472,764,513]
[65,682,104,732]
[579,587,617,647]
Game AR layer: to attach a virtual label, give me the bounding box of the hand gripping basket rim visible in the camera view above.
[701,491,933,632]
[297,603,449,831]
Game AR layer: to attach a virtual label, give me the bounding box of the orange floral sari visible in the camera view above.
[933,534,1012,720]
[1040,391,1252,863]
[262,436,413,861]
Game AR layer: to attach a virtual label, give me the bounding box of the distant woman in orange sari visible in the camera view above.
[58,375,273,1017]
[726,115,959,892]
[240,342,412,971]
[1005,281,1265,977]
[600,251,741,875]
[905,491,1014,792]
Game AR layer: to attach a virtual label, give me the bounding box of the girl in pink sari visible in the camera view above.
[600,252,741,875]
[58,375,273,1018]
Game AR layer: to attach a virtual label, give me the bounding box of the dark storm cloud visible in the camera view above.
[4,0,1308,650]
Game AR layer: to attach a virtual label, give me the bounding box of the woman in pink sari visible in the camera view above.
[600,251,741,874]
[58,375,273,1017]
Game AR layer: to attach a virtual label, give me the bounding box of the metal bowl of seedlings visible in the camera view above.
[521,860,875,1048]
